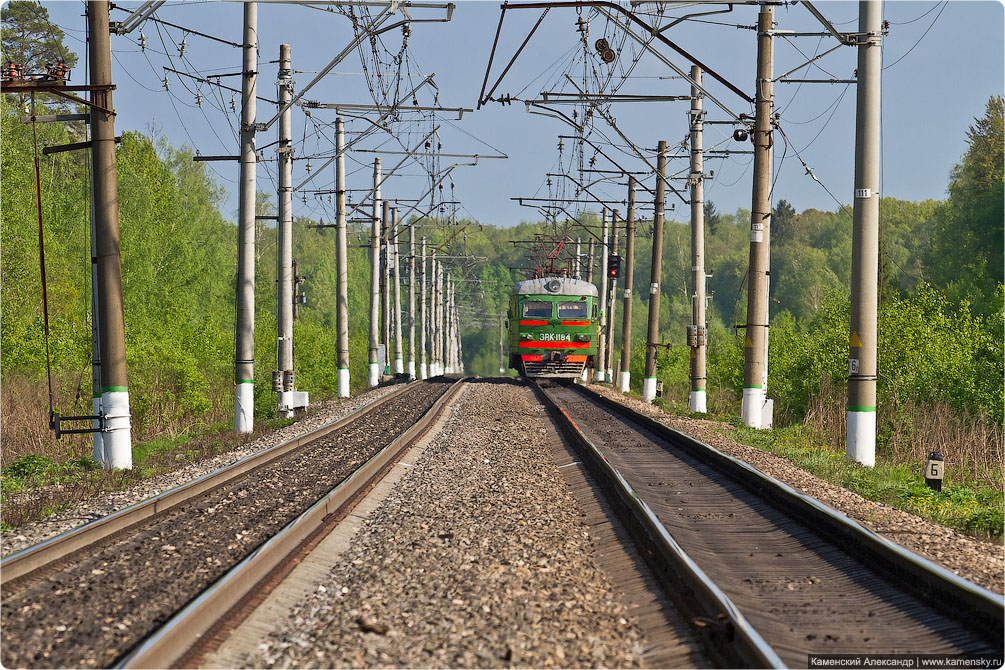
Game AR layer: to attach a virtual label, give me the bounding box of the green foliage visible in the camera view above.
[1,2,78,73]
[927,96,1004,318]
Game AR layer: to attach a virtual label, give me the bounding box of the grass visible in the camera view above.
[725,420,1004,541]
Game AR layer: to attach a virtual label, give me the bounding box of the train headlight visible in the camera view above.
[575,334,591,342]
[520,333,533,341]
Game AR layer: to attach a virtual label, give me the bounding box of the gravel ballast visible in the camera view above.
[1,384,401,558]
[249,378,647,669]
[586,384,1004,595]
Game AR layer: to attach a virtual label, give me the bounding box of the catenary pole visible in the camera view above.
[619,178,636,393]
[606,210,619,380]
[408,222,416,379]
[690,65,708,413]
[587,237,595,284]
[499,312,506,374]
[430,255,439,376]
[741,5,775,429]
[445,275,453,373]
[392,208,404,374]
[234,1,257,433]
[847,0,883,466]
[89,148,103,461]
[88,0,131,466]
[335,117,350,397]
[419,237,428,378]
[276,43,294,418]
[643,140,667,403]
[381,200,391,374]
[597,208,609,383]
[575,236,582,279]
[368,158,381,387]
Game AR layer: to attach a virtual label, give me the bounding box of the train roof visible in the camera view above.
[512,277,599,297]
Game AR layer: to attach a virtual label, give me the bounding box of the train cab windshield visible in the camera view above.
[522,301,553,318]
[557,301,588,318]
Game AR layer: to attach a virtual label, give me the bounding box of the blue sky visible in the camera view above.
[44,0,1005,227]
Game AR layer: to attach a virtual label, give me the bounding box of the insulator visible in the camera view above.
[306,160,312,174]
[139,32,147,51]
[195,93,202,107]
[230,96,237,112]
[163,76,170,90]
[179,37,187,56]
[302,193,308,204]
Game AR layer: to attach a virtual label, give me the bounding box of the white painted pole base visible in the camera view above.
[277,391,293,418]
[581,368,590,383]
[395,358,404,374]
[607,367,614,383]
[642,377,657,403]
[235,383,254,434]
[338,368,350,398]
[499,366,505,374]
[690,390,707,413]
[92,396,104,463]
[846,411,876,467]
[420,362,428,380]
[408,361,416,379]
[368,362,380,387]
[595,369,606,383]
[445,365,454,374]
[741,388,764,428]
[102,390,132,469]
[618,370,630,393]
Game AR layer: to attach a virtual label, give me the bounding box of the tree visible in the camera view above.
[1,2,78,75]
[927,96,1004,317]
[704,200,722,234]
[772,199,796,244]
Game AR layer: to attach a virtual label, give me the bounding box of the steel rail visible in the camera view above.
[571,384,1005,647]
[0,381,419,584]
[117,377,467,669]
[531,381,784,668]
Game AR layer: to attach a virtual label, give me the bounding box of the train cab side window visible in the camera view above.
[557,301,588,318]
[522,301,552,318]
[592,303,598,318]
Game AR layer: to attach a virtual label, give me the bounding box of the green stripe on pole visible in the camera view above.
[93,392,102,398]
[237,379,254,384]
[339,367,349,371]
[644,376,656,380]
[101,386,128,393]
[848,405,876,412]
[743,385,763,389]
[692,388,706,392]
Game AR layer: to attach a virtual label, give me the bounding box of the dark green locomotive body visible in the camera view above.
[508,277,600,378]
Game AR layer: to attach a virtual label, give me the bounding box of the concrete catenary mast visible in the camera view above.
[381,200,391,375]
[597,208,609,383]
[618,177,636,393]
[335,117,350,397]
[392,208,404,374]
[741,5,775,429]
[847,0,883,466]
[408,223,417,379]
[234,1,258,433]
[276,44,295,418]
[420,237,428,379]
[643,140,667,403]
[689,65,708,414]
[606,210,618,380]
[368,158,382,387]
[88,0,131,465]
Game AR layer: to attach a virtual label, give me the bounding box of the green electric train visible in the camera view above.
[507,277,600,378]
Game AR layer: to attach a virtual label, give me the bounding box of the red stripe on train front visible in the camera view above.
[565,355,587,362]
[520,354,543,362]
[561,320,591,326]
[519,320,548,325]
[519,341,590,349]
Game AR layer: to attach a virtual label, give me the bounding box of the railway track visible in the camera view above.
[534,380,1004,668]
[1,377,461,669]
